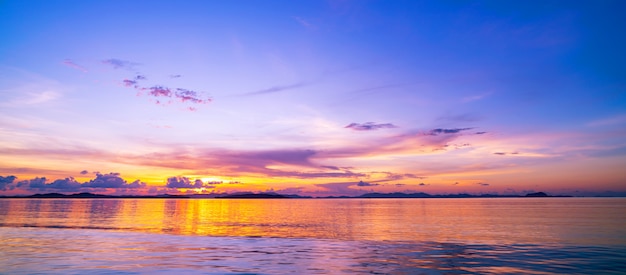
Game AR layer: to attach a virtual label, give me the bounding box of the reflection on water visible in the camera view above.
[1,227,624,274]
[0,198,625,274]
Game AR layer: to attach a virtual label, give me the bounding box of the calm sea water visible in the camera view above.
[0,198,624,274]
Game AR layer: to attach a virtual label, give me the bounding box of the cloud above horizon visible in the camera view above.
[3,173,146,192]
[166,176,206,189]
[345,122,398,131]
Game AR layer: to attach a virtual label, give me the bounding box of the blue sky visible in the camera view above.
[1,0,625,196]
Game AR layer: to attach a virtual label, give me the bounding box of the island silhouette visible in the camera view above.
[0,191,568,199]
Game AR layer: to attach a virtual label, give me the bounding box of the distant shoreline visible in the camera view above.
[0,191,595,199]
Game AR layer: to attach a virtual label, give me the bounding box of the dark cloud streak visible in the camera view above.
[345,122,398,131]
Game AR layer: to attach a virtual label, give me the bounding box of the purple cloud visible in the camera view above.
[175,88,211,104]
[0,175,17,191]
[80,170,89,175]
[102,58,138,69]
[345,122,398,131]
[356,180,379,186]
[62,59,88,72]
[3,173,147,193]
[84,173,146,189]
[166,177,203,189]
[122,79,137,87]
[149,86,172,97]
[426,128,473,135]
[19,177,82,191]
[243,82,306,96]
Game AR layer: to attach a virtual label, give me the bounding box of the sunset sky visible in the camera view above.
[1,0,625,196]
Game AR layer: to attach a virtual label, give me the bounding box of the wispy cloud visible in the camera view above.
[493,151,519,156]
[102,58,139,70]
[61,59,88,72]
[345,122,398,131]
[293,16,317,30]
[587,114,626,127]
[242,82,306,96]
[462,92,491,103]
[33,91,60,104]
[356,180,379,186]
[425,128,473,136]
[127,81,211,107]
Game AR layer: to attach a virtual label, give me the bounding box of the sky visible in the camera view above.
[1,0,625,197]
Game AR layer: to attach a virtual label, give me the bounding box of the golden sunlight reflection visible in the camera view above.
[1,198,624,246]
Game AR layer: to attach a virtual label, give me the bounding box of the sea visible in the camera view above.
[0,198,624,274]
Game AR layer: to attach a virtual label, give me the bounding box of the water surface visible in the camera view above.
[1,198,625,274]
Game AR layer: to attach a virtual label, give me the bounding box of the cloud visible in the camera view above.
[356,180,379,186]
[102,58,138,70]
[462,92,491,103]
[418,183,429,186]
[166,176,203,189]
[5,173,146,192]
[134,85,212,106]
[425,128,473,136]
[493,151,519,156]
[61,59,88,72]
[476,182,490,186]
[293,16,317,30]
[175,88,211,104]
[99,58,209,109]
[345,122,398,131]
[148,86,172,97]
[0,175,17,191]
[83,173,146,189]
[243,82,306,96]
[123,79,137,87]
[272,170,365,179]
[80,170,89,175]
[370,172,425,182]
[475,131,487,135]
[587,114,626,127]
[18,177,82,191]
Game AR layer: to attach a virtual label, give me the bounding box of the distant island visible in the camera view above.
[0,191,572,199]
